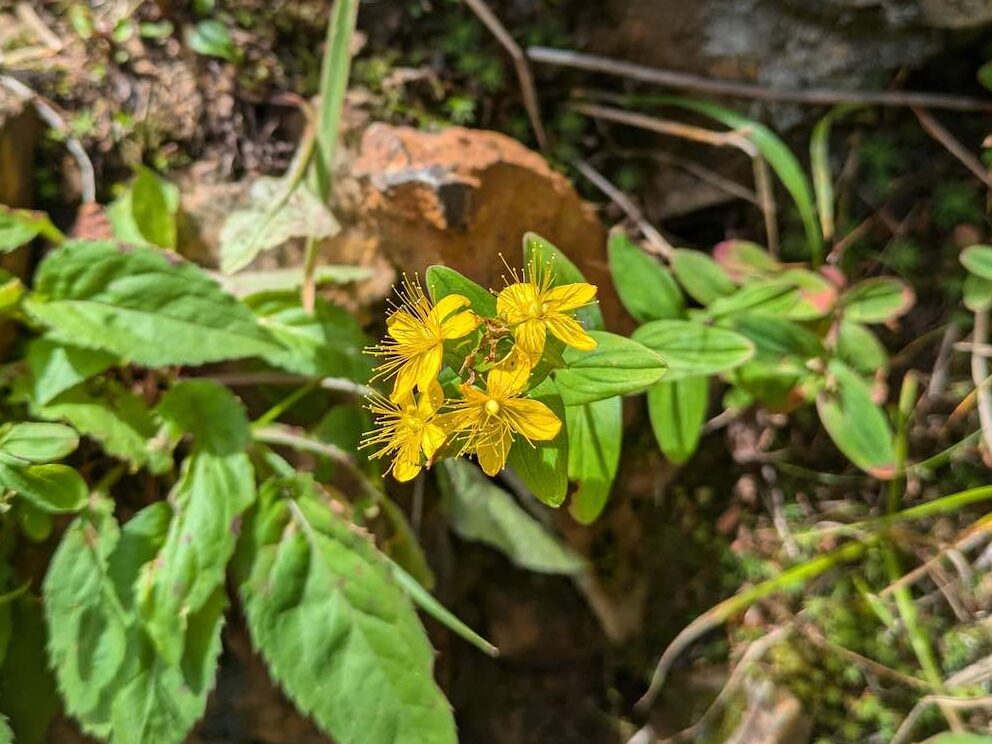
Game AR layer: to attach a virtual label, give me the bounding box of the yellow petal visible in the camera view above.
[387,309,428,345]
[475,428,512,476]
[429,294,470,326]
[420,422,446,459]
[439,309,481,340]
[502,397,561,441]
[391,360,419,401]
[436,408,480,435]
[496,282,540,324]
[392,457,422,482]
[485,361,530,399]
[512,318,547,362]
[544,282,597,312]
[417,380,444,417]
[390,344,443,401]
[545,313,597,351]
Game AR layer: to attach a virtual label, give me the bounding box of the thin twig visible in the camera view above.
[929,322,961,398]
[613,147,761,205]
[527,46,992,113]
[15,2,62,50]
[891,694,992,744]
[912,106,992,188]
[971,309,992,454]
[462,0,548,153]
[0,74,95,203]
[203,371,373,397]
[572,159,675,260]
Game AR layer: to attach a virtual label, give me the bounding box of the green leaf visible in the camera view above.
[0,713,11,744]
[778,268,838,319]
[523,232,604,331]
[554,330,666,405]
[660,97,823,264]
[219,179,340,274]
[439,460,585,574]
[0,206,61,251]
[632,319,753,380]
[0,422,78,463]
[247,291,372,382]
[961,244,992,280]
[37,381,165,472]
[647,376,708,464]
[836,320,887,375]
[44,506,129,729]
[930,735,992,744]
[730,313,824,360]
[138,451,254,663]
[506,377,569,507]
[712,240,781,281]
[217,264,373,298]
[131,167,180,249]
[26,240,281,366]
[0,463,88,513]
[810,105,860,243]
[608,230,683,321]
[155,379,251,455]
[965,273,992,312]
[24,338,116,406]
[237,476,457,744]
[0,271,23,317]
[841,277,914,323]
[566,396,622,524]
[979,60,992,92]
[671,248,736,305]
[425,264,497,316]
[816,359,896,479]
[185,19,237,61]
[706,279,803,319]
[0,595,58,744]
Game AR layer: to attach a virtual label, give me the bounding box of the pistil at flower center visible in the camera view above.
[526,300,545,319]
[484,399,501,416]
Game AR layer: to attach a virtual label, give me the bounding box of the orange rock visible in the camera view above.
[346,124,621,327]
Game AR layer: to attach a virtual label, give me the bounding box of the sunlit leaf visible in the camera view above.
[647,376,708,465]
[841,277,914,323]
[555,331,667,405]
[507,377,569,507]
[566,395,622,524]
[671,248,736,305]
[608,230,683,321]
[632,319,753,380]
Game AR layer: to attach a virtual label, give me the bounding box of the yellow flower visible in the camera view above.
[362,382,447,482]
[442,358,561,476]
[370,277,481,401]
[496,261,598,366]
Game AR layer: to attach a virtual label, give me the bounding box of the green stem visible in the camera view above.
[252,381,318,429]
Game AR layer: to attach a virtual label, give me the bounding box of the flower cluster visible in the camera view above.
[362,263,598,480]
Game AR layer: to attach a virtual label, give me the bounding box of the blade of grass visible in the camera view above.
[810,104,860,243]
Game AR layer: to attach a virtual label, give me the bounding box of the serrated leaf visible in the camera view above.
[248,291,372,382]
[155,379,250,455]
[0,463,87,513]
[24,338,116,406]
[841,277,914,323]
[632,319,753,380]
[426,264,497,316]
[647,376,707,464]
[671,248,737,306]
[608,230,683,321]
[217,264,374,298]
[220,179,340,274]
[138,450,254,663]
[26,241,281,367]
[237,478,457,744]
[961,244,992,280]
[0,206,59,252]
[566,396,622,524]
[816,359,896,479]
[554,330,666,405]
[836,320,887,375]
[37,381,164,472]
[507,377,569,507]
[439,459,584,573]
[0,423,78,463]
[523,232,604,330]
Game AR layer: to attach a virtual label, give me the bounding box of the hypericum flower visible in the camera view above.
[369,277,480,401]
[496,261,598,367]
[442,359,561,476]
[362,382,447,482]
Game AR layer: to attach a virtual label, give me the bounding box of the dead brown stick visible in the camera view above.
[572,159,675,260]
[528,46,992,113]
[574,102,779,253]
[912,106,992,188]
[891,694,992,744]
[462,0,548,153]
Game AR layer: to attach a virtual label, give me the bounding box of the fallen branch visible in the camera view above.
[912,106,992,188]
[528,46,992,113]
